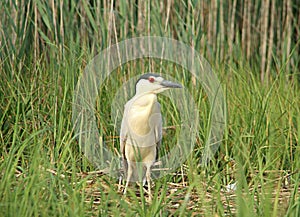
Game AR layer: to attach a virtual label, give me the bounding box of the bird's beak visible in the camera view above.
[160,80,182,88]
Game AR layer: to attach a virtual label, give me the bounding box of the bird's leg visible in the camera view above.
[124,163,132,195]
[145,166,152,202]
[118,175,122,192]
[142,177,146,187]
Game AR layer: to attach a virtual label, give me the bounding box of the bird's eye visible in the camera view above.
[148,77,155,83]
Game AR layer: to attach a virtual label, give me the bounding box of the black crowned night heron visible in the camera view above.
[120,73,182,200]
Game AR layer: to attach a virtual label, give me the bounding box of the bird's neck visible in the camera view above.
[133,93,157,108]
[127,93,157,136]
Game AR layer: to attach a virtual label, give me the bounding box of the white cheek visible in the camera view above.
[156,77,164,82]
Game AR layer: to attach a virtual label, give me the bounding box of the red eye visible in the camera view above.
[148,77,155,83]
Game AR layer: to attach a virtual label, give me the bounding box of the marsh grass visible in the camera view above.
[1,0,300,216]
[0,54,299,216]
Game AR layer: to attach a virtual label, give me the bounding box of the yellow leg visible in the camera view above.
[145,166,152,202]
[124,163,132,195]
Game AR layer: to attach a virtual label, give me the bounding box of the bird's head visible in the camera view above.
[135,73,182,95]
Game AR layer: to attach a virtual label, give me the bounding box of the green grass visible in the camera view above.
[0,53,299,216]
[1,0,300,216]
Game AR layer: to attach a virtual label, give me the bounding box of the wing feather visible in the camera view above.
[120,104,129,172]
[153,102,162,160]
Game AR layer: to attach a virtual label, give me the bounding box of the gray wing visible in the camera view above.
[153,102,162,160]
[120,105,128,172]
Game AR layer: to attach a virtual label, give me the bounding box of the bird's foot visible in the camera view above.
[146,190,153,203]
[118,176,123,192]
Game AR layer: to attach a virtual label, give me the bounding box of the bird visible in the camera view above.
[120,73,182,201]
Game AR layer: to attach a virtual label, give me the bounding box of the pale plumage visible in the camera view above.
[120,73,182,200]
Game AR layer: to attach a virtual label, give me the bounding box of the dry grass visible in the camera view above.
[17,166,297,216]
